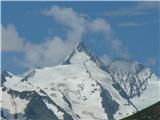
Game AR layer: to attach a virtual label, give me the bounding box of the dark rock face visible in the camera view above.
[76,42,89,53]
[96,81,119,120]
[1,108,25,120]
[25,93,58,120]
[112,83,129,100]
[2,82,75,120]
[107,58,150,98]
[21,71,36,82]
[62,93,72,110]
[112,83,138,111]
[62,42,90,65]
[2,89,58,120]
[39,90,74,120]
[100,86,119,120]
[1,71,12,86]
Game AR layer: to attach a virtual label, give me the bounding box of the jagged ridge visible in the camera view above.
[1,42,160,120]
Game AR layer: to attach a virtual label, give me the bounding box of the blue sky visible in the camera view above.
[1,1,160,76]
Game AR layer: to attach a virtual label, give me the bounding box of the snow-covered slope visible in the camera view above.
[102,58,160,110]
[1,42,160,120]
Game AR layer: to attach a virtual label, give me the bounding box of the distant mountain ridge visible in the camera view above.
[1,42,160,120]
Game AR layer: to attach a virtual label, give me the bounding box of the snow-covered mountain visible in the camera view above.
[1,42,160,120]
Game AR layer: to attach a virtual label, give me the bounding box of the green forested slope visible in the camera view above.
[121,101,160,120]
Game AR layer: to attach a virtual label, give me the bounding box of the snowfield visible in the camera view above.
[1,42,160,120]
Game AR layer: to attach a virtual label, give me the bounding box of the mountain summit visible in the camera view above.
[62,42,108,72]
[62,42,94,64]
[75,42,89,52]
[1,42,160,120]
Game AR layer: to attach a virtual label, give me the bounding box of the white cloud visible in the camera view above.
[1,24,24,51]
[100,55,112,66]
[25,5,116,68]
[20,5,87,68]
[118,22,144,27]
[24,36,74,68]
[146,57,157,66]
[111,39,123,51]
[104,10,143,17]
[86,17,129,58]
[2,5,130,69]
[87,18,129,58]
[88,18,112,35]
[136,1,159,11]
[111,39,129,58]
[104,1,159,16]
[43,6,113,40]
[43,5,85,43]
